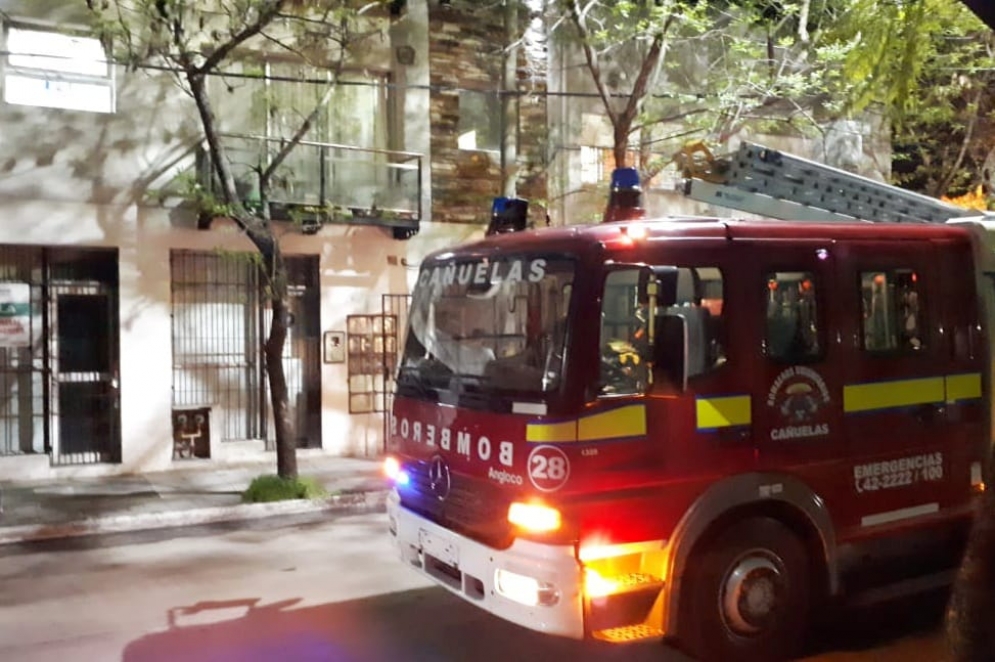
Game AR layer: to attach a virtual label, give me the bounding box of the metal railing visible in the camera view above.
[198,133,423,235]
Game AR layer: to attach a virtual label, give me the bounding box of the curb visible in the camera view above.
[0,489,389,546]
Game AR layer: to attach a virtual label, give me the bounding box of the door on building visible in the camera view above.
[52,287,121,464]
[171,251,321,451]
[0,246,121,466]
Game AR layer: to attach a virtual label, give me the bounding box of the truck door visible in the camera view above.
[590,256,752,502]
[836,241,955,535]
[749,241,848,511]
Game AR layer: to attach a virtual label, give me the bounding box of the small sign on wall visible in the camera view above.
[324,331,345,364]
[0,283,30,347]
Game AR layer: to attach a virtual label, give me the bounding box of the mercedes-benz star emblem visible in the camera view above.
[428,455,451,501]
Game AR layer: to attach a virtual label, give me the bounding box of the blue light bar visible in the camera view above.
[487,196,529,235]
[603,167,645,222]
[611,167,641,191]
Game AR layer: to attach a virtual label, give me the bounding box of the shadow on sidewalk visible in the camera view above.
[121,589,673,662]
[118,586,951,662]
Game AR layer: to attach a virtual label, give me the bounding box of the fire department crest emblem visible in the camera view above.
[767,366,831,441]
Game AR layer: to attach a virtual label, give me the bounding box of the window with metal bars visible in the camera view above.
[170,251,321,447]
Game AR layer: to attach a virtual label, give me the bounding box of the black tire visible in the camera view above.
[675,517,811,662]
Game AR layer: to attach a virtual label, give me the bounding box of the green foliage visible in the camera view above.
[242,474,330,503]
[87,0,383,219]
[546,0,995,196]
[814,0,995,197]
[286,203,354,231]
[825,0,989,126]
[143,170,238,219]
[90,0,380,71]
[549,0,868,165]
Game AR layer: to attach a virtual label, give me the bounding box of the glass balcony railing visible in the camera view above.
[198,133,423,238]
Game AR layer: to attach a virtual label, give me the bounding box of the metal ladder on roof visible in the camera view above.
[677,141,982,224]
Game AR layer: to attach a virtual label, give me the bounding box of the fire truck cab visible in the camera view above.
[385,147,995,661]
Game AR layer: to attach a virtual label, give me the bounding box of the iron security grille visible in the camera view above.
[170,251,320,447]
[0,246,45,458]
[171,252,263,441]
[0,246,121,466]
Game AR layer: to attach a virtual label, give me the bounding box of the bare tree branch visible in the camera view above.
[196,0,287,76]
[261,77,337,185]
[798,0,811,43]
[567,0,618,126]
[937,86,984,196]
[631,107,710,137]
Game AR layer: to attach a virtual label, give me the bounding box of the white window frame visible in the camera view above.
[2,22,116,114]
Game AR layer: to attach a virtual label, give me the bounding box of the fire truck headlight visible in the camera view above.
[383,457,410,488]
[508,502,561,533]
[494,569,560,607]
[383,456,402,480]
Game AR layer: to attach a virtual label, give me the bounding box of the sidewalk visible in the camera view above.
[0,455,391,545]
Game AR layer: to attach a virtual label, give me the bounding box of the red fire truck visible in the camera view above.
[384,143,995,660]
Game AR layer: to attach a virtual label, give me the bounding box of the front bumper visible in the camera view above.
[387,490,585,639]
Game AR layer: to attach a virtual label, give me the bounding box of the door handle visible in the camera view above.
[717,427,751,442]
[916,403,944,424]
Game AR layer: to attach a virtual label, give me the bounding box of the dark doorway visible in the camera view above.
[54,291,119,462]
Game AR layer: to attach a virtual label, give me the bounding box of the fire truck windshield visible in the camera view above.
[397,255,575,404]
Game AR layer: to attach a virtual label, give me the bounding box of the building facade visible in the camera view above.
[0,0,556,480]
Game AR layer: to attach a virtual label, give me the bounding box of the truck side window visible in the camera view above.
[665,266,727,375]
[600,267,726,395]
[599,269,647,395]
[861,269,923,352]
[765,271,820,362]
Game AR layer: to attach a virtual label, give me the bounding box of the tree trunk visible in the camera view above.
[187,70,299,480]
[613,122,631,169]
[947,483,995,660]
[265,287,297,480]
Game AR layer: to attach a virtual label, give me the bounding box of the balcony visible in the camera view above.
[197,133,423,239]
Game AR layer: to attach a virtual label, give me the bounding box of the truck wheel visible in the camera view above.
[676,517,810,662]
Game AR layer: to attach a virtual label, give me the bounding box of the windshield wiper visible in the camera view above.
[396,366,439,402]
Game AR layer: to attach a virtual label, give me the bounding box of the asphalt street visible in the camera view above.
[0,513,951,662]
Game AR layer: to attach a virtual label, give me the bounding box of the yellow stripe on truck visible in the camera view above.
[946,372,982,403]
[578,404,646,441]
[526,404,646,443]
[526,372,982,442]
[843,376,945,414]
[525,419,578,443]
[696,395,751,430]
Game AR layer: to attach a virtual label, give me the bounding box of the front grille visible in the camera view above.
[401,460,514,549]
